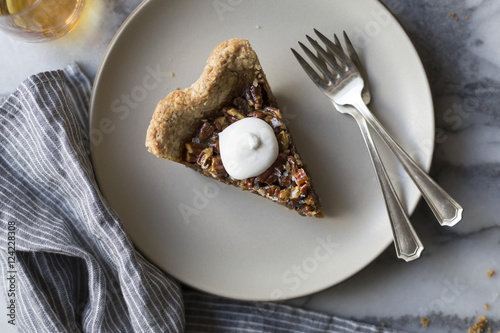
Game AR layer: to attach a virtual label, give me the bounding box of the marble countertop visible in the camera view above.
[1,0,499,332]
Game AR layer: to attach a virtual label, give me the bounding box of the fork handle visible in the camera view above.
[354,101,463,227]
[353,113,423,262]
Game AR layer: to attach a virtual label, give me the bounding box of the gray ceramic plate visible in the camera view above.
[90,0,434,301]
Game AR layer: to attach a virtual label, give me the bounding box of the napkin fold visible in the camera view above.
[0,64,407,333]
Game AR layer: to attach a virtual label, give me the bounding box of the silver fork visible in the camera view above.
[292,33,424,261]
[297,30,463,228]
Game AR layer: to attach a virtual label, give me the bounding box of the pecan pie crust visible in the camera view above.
[146,39,323,217]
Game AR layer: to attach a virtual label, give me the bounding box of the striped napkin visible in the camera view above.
[0,64,407,333]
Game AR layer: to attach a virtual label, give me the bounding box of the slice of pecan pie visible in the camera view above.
[146,38,322,217]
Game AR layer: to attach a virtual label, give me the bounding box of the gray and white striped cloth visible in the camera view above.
[0,64,407,333]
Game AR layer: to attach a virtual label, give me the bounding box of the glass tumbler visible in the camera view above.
[0,0,85,42]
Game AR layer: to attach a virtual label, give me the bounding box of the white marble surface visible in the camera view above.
[1,0,499,332]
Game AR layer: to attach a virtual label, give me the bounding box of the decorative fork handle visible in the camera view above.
[343,103,424,261]
[352,101,463,227]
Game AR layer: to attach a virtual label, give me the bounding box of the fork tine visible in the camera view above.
[314,29,352,70]
[314,29,344,58]
[342,31,361,69]
[304,35,343,75]
[298,41,338,81]
[298,41,330,77]
[329,34,352,69]
[314,30,344,76]
[333,34,343,51]
[343,31,372,103]
[314,50,329,80]
[291,48,328,90]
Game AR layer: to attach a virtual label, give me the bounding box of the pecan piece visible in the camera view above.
[208,155,226,178]
[250,84,263,110]
[277,131,289,151]
[302,205,314,214]
[265,115,283,129]
[208,139,220,154]
[262,174,278,185]
[286,155,298,174]
[233,97,252,114]
[256,154,286,184]
[257,188,266,196]
[214,116,228,131]
[264,106,281,119]
[293,168,310,194]
[248,111,266,119]
[246,177,256,189]
[210,155,225,173]
[222,107,245,123]
[290,186,301,200]
[294,153,303,167]
[198,121,215,141]
[293,168,308,187]
[265,185,280,198]
[185,142,206,154]
[185,142,207,162]
[304,195,316,206]
[278,175,291,187]
[299,182,310,194]
[197,147,213,169]
[245,89,255,107]
[278,189,291,202]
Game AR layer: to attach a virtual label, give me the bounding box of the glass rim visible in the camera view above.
[0,0,44,18]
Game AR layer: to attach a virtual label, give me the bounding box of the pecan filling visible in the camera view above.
[183,80,321,217]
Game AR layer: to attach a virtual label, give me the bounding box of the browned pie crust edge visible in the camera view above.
[146,38,264,162]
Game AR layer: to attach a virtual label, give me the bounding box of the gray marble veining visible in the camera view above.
[1,0,499,332]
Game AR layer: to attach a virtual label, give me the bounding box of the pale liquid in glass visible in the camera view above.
[0,0,85,42]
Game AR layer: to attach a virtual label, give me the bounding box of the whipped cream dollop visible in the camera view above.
[219,117,279,180]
